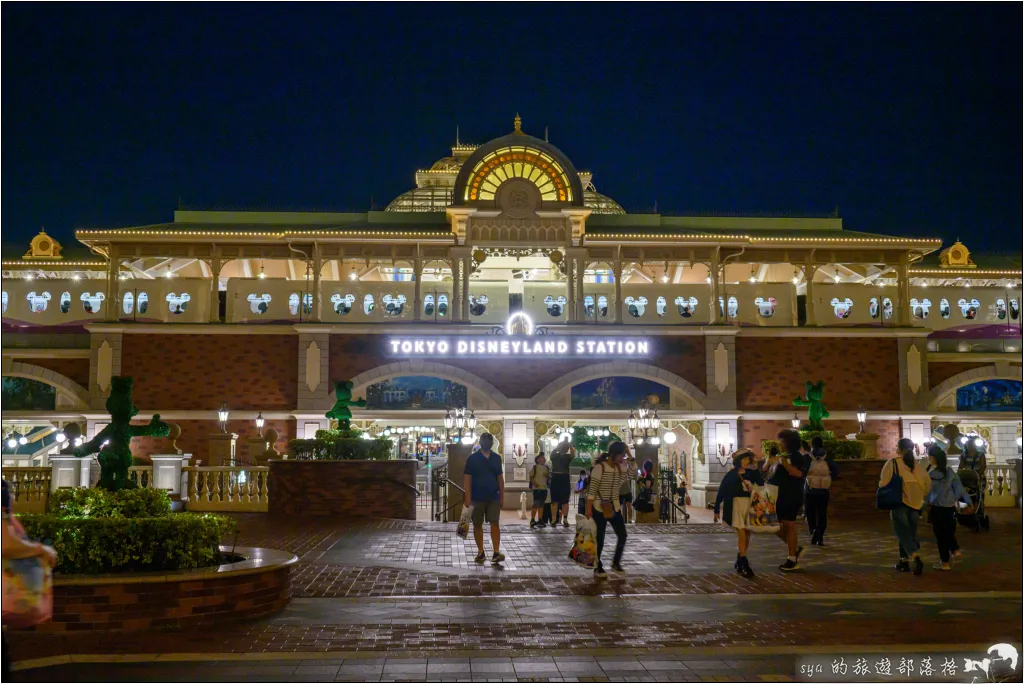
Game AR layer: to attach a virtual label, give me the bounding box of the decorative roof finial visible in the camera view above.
[513,113,523,135]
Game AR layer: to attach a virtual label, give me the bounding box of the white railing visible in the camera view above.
[1,467,52,513]
[985,465,1018,507]
[127,466,154,489]
[183,466,269,512]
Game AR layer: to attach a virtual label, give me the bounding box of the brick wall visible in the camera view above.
[740,419,900,459]
[736,337,901,410]
[34,565,290,632]
[121,334,297,410]
[269,459,418,519]
[17,357,90,389]
[130,418,295,464]
[330,334,707,398]
[928,362,994,388]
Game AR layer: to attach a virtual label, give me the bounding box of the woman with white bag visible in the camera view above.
[713,449,764,578]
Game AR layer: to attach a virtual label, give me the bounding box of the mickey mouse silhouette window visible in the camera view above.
[80,292,104,314]
[383,294,407,316]
[831,297,853,319]
[26,291,51,313]
[910,297,931,320]
[675,296,697,317]
[166,293,190,314]
[544,295,566,317]
[468,294,488,317]
[625,296,647,317]
[332,293,355,315]
[958,298,980,320]
[247,293,271,315]
[60,291,71,314]
[753,296,776,318]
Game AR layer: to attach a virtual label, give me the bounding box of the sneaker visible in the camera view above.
[779,559,799,572]
[530,520,537,529]
[594,565,608,578]
[537,523,546,529]
[611,564,627,576]
[739,558,756,579]
[950,550,964,564]
[563,520,570,528]
[932,562,952,571]
[491,551,505,564]
[912,556,924,576]
[895,560,910,572]
[474,551,486,564]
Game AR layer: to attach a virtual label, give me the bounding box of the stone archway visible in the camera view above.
[349,361,509,410]
[928,364,1023,411]
[531,361,707,410]
[1,359,90,409]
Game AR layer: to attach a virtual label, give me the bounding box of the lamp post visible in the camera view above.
[856,407,867,435]
[218,402,229,433]
[628,402,660,446]
[255,412,265,437]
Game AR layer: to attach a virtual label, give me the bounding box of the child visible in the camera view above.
[713,449,764,578]
[529,453,551,529]
[576,469,591,517]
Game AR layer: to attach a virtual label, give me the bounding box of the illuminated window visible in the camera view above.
[957,298,980,320]
[625,296,647,317]
[544,295,567,317]
[719,296,738,319]
[26,291,51,313]
[1011,298,1020,320]
[437,294,449,317]
[996,298,1007,320]
[1,291,6,314]
[468,294,488,317]
[423,293,435,317]
[597,295,609,318]
[60,291,71,314]
[289,293,312,316]
[166,293,190,314]
[464,146,573,202]
[584,295,595,318]
[383,294,407,316]
[869,297,880,319]
[363,294,375,315]
[123,292,134,315]
[939,298,950,319]
[754,296,777,318]
[80,292,104,314]
[332,293,355,315]
[675,296,697,317]
[656,296,667,318]
[830,297,853,319]
[882,298,893,320]
[138,292,149,314]
[247,293,271,315]
[910,298,931,320]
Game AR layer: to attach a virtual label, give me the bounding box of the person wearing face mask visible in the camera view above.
[586,441,630,578]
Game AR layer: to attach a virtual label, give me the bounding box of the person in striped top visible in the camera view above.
[585,441,630,578]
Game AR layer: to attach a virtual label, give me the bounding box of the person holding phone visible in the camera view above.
[586,441,629,578]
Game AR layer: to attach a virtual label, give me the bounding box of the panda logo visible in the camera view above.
[675,296,698,317]
[80,292,105,314]
[882,298,893,320]
[468,294,488,317]
[754,296,777,318]
[247,293,272,315]
[331,293,355,315]
[60,291,71,314]
[624,296,647,318]
[383,294,408,316]
[656,296,667,318]
[910,297,931,320]
[584,295,595,318]
[939,298,950,319]
[597,295,609,318]
[363,294,375,315]
[996,298,1007,320]
[544,295,567,317]
[957,298,980,320]
[166,292,191,314]
[869,297,880,319]
[831,297,853,319]
[26,291,51,313]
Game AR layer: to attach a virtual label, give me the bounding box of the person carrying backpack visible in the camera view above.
[804,435,838,546]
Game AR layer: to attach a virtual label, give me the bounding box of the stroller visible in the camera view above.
[955,468,990,532]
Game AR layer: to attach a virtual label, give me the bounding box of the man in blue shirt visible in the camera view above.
[463,432,505,564]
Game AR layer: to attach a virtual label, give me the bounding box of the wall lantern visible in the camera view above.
[856,407,867,434]
[255,412,265,437]
[791,413,801,429]
[218,403,229,433]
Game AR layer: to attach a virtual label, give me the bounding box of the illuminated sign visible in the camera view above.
[386,337,650,358]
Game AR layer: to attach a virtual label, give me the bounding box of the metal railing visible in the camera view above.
[1,466,51,514]
[429,463,466,522]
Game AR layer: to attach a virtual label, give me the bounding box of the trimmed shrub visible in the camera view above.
[288,437,393,461]
[760,436,866,461]
[18,513,237,575]
[49,487,172,518]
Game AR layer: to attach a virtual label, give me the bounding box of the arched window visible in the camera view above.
[123,292,134,315]
[996,298,1007,320]
[1,291,7,314]
[423,293,435,317]
[464,145,573,202]
[584,295,595,318]
[939,298,950,319]
[363,294,375,315]
[656,296,667,318]
[437,294,449,317]
[869,297,880,319]
[59,291,71,314]
[882,298,893,320]
[138,292,149,314]
[597,295,609,318]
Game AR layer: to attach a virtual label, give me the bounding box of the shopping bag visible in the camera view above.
[745,484,780,533]
[2,555,53,629]
[568,514,598,569]
[456,505,472,539]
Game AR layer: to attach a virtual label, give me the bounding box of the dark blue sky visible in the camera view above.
[3,4,1021,250]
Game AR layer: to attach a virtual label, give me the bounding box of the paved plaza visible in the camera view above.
[10,510,1023,682]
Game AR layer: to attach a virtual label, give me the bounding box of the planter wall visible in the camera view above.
[269,458,418,519]
[829,458,888,518]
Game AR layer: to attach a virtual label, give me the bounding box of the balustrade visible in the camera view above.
[985,465,1018,507]
[0,467,51,513]
[127,466,153,489]
[183,466,269,512]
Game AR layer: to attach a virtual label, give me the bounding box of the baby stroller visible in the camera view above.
[955,468,990,532]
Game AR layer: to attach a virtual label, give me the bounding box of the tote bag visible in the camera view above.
[568,515,598,569]
[456,505,473,539]
[876,458,904,511]
[2,555,53,629]
[745,483,781,533]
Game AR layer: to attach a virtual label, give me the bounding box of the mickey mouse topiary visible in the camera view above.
[793,381,830,432]
[326,380,368,431]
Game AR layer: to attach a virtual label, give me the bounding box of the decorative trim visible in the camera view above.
[927,364,1024,410]
[1,360,90,408]
[1,349,91,360]
[531,360,707,410]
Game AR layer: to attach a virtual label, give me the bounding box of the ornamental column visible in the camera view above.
[576,255,586,322]
[463,255,473,322]
[895,256,911,326]
[413,254,423,321]
[104,246,119,322]
[804,263,819,326]
[450,256,462,321]
[708,250,720,324]
[208,249,222,323]
[565,256,576,323]
[613,258,624,323]
[311,242,323,323]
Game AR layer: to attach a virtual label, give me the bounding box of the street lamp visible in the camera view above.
[218,402,229,433]
[443,409,453,431]
[627,410,638,432]
[856,407,867,434]
[791,413,801,429]
[255,412,265,437]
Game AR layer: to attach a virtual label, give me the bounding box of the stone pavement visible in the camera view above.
[8,509,1022,682]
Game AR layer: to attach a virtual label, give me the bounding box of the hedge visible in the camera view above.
[760,433,866,461]
[18,513,237,575]
[49,487,172,519]
[288,437,393,461]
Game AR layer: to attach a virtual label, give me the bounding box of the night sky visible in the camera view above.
[2,4,1021,251]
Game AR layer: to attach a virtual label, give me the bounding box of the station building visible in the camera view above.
[3,117,1021,506]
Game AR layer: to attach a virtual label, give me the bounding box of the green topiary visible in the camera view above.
[325,380,367,430]
[18,513,236,575]
[73,376,169,491]
[49,487,172,519]
[288,437,393,460]
[793,381,830,431]
[760,434,865,461]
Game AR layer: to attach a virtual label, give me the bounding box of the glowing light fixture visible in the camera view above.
[6,437,17,449]
[255,412,265,436]
[663,431,677,445]
[218,402,229,432]
[18,435,28,445]
[791,413,801,429]
[856,407,867,433]
[55,431,67,444]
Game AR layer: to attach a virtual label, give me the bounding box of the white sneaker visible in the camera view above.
[932,562,951,571]
[950,550,964,564]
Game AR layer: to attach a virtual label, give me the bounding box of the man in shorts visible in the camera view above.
[463,432,505,564]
